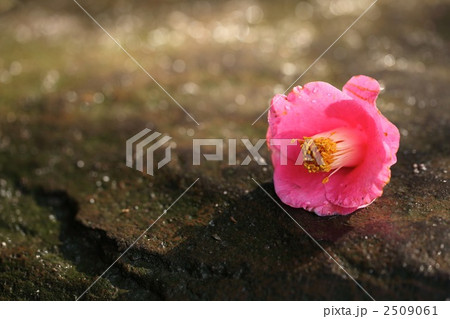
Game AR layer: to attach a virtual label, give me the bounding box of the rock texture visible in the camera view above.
[0,0,448,300]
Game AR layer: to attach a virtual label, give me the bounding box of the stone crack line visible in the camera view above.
[76,178,200,301]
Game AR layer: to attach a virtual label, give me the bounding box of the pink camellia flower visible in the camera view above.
[267,75,400,216]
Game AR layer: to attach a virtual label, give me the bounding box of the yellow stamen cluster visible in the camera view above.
[301,137,337,173]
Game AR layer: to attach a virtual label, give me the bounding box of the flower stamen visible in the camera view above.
[299,128,366,182]
[301,137,337,173]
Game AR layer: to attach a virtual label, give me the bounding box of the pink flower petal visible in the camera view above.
[271,150,356,216]
[268,82,349,141]
[267,76,400,216]
[343,75,380,106]
[323,77,400,209]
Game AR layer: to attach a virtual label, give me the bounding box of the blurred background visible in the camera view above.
[0,0,449,300]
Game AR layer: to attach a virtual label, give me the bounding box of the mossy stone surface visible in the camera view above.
[0,0,448,300]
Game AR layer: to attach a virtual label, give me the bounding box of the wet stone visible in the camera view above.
[0,0,449,300]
